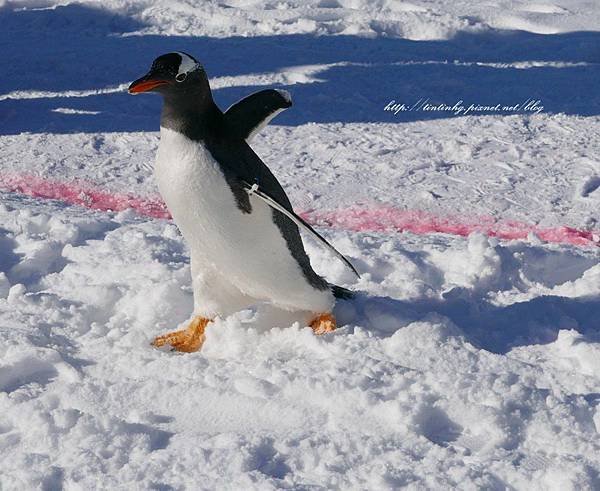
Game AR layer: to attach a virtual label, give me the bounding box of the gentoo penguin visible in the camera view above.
[129,52,357,352]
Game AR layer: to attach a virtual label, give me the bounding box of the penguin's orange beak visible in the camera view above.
[128,74,170,94]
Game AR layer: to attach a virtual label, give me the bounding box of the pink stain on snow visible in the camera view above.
[303,206,599,247]
[1,173,598,247]
[0,173,171,219]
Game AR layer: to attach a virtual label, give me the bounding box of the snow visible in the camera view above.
[1,0,599,489]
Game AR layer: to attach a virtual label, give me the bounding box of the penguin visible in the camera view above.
[128,52,357,352]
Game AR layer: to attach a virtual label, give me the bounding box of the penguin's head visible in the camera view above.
[128,52,207,96]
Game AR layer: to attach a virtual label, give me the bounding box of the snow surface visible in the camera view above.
[1,0,599,489]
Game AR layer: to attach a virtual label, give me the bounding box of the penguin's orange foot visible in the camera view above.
[310,313,336,335]
[151,316,211,352]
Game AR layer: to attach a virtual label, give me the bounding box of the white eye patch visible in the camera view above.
[176,52,200,79]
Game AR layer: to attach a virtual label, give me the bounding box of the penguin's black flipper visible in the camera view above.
[224,89,292,141]
[243,181,360,279]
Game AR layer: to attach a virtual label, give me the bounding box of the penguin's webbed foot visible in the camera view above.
[151,316,211,352]
[310,313,336,335]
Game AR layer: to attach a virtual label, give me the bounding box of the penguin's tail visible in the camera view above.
[330,284,355,300]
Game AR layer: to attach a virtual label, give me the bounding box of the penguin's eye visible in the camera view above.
[175,73,187,83]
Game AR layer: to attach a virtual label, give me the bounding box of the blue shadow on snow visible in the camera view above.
[0,3,599,134]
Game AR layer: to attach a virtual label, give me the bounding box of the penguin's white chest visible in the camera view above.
[153,127,327,310]
[154,126,240,254]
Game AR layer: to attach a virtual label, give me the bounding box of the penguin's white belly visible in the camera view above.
[154,127,332,314]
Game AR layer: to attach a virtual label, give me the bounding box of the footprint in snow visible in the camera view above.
[580,175,600,198]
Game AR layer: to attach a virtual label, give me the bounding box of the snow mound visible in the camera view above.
[56,0,600,39]
[1,197,598,488]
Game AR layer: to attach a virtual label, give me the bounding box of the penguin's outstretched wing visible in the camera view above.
[242,181,360,278]
[224,89,292,141]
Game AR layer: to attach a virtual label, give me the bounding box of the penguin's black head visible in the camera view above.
[128,52,207,95]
